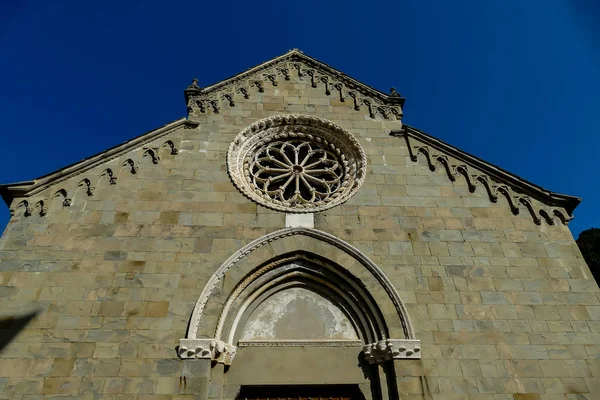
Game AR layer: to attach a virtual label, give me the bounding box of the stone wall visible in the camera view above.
[0,64,598,400]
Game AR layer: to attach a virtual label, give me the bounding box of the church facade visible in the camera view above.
[0,50,597,400]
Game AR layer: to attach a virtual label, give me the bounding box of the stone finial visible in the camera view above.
[390,87,401,98]
[187,78,202,91]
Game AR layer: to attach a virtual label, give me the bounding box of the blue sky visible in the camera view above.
[1,1,599,237]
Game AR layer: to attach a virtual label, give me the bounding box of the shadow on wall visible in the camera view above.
[576,227,600,285]
[0,310,38,354]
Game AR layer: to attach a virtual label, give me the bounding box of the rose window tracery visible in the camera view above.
[228,115,366,213]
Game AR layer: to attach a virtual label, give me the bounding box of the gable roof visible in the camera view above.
[185,49,406,108]
[394,125,580,222]
[183,49,405,120]
[0,50,581,223]
[0,118,199,207]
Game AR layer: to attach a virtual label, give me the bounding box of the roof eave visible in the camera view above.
[186,49,406,108]
[0,118,199,208]
[392,126,581,215]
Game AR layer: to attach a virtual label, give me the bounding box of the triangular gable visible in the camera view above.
[0,50,581,224]
[184,49,405,121]
[394,126,580,224]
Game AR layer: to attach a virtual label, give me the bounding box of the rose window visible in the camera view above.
[250,139,346,205]
[228,115,366,213]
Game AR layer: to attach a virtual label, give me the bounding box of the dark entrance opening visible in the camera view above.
[237,385,366,400]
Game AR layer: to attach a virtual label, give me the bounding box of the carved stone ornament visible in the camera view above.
[394,128,575,226]
[4,120,198,219]
[237,340,363,347]
[178,337,419,365]
[228,115,367,213]
[178,339,237,365]
[363,339,421,363]
[183,50,405,121]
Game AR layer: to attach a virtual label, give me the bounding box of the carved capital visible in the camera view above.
[178,339,237,365]
[363,339,421,363]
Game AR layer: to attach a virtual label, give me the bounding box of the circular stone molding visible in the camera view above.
[227,115,367,213]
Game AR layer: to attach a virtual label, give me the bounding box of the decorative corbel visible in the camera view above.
[263,73,277,86]
[123,159,138,174]
[142,148,160,164]
[362,99,375,119]
[251,80,264,93]
[276,67,290,81]
[163,140,179,155]
[319,76,331,95]
[178,338,237,366]
[348,91,360,111]
[305,69,317,88]
[79,178,95,196]
[236,86,250,99]
[291,62,304,78]
[221,93,235,107]
[36,201,48,216]
[333,82,345,102]
[209,100,220,114]
[363,339,421,363]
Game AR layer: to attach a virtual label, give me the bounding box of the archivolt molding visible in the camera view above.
[184,50,404,121]
[1,118,196,214]
[180,228,420,365]
[184,227,415,340]
[396,128,576,226]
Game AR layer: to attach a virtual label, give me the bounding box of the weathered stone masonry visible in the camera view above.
[0,50,598,400]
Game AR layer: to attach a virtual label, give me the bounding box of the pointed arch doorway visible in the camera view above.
[179,228,422,400]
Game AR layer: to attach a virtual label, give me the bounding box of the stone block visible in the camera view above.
[50,359,76,377]
[97,301,125,317]
[146,302,169,317]
[41,377,81,395]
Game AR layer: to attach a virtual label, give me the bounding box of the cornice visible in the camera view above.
[184,49,405,120]
[178,338,421,365]
[0,118,197,210]
[392,126,581,225]
[236,339,363,347]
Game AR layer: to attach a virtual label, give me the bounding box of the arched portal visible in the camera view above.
[179,227,420,365]
[179,228,422,400]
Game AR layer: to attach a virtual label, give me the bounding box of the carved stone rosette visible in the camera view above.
[178,339,237,365]
[362,339,421,363]
[227,114,367,213]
